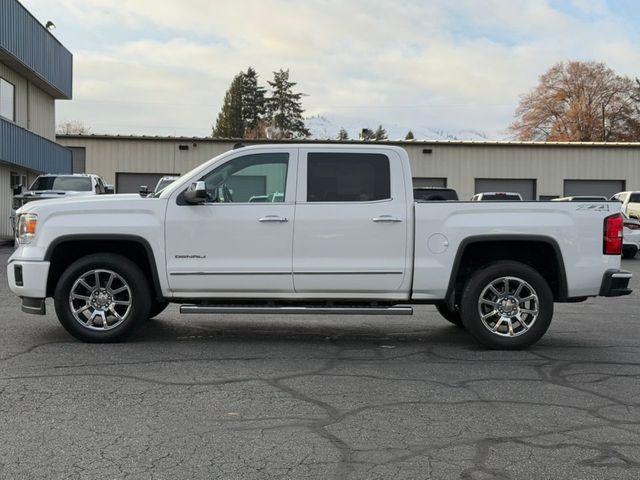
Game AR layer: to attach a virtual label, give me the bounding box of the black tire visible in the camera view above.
[54,253,151,342]
[435,302,464,328]
[148,299,169,319]
[622,245,638,259]
[460,261,553,350]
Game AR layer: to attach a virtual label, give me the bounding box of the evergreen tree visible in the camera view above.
[374,125,388,140]
[265,69,310,139]
[213,73,244,138]
[337,127,349,140]
[360,128,374,140]
[405,130,414,140]
[241,67,266,132]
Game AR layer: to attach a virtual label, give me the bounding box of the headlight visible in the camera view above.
[17,214,37,244]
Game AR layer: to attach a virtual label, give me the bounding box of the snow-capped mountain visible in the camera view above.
[305,114,507,141]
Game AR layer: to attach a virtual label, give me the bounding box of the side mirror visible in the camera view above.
[139,185,150,197]
[105,184,115,194]
[183,181,207,204]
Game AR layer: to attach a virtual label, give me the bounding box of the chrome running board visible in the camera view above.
[179,305,413,315]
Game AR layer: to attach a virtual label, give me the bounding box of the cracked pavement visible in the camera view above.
[1,246,639,479]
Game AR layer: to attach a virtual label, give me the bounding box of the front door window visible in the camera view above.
[200,153,288,203]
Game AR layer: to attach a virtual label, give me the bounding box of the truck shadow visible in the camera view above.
[134,311,473,346]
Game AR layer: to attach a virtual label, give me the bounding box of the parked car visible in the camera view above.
[11,173,112,231]
[139,175,180,197]
[8,144,632,349]
[551,196,608,202]
[611,191,640,219]
[413,187,458,201]
[248,192,285,203]
[471,192,523,201]
[154,175,179,193]
[622,212,640,259]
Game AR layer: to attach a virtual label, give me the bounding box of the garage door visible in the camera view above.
[474,179,536,201]
[116,173,178,194]
[413,177,447,188]
[563,180,625,199]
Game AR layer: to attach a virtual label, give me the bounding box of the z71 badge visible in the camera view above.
[576,204,610,212]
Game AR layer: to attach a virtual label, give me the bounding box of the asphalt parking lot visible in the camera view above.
[1,246,639,480]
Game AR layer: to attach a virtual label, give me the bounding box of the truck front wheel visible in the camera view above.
[54,253,151,342]
[460,261,553,349]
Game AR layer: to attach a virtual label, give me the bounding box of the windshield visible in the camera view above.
[29,176,92,192]
[156,149,241,199]
[155,179,176,192]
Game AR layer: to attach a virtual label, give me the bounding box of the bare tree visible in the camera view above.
[511,61,640,142]
[56,120,91,135]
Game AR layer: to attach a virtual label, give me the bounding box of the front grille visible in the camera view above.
[13,196,46,209]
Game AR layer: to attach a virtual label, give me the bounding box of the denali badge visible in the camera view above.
[175,255,207,259]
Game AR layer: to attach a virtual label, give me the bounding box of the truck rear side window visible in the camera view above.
[307,153,390,202]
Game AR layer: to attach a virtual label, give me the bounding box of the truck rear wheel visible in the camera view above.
[54,253,150,342]
[460,261,553,349]
[435,302,464,328]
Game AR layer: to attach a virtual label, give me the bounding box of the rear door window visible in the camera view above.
[307,153,390,202]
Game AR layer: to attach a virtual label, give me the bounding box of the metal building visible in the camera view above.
[0,0,73,238]
[56,135,640,200]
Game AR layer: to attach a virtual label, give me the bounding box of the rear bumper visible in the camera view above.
[599,269,633,297]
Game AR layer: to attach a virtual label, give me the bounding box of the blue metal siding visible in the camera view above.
[0,0,73,99]
[1,118,72,173]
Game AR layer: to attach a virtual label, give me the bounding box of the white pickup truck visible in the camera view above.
[8,144,632,349]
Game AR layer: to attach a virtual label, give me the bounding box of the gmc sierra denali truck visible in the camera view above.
[8,145,632,349]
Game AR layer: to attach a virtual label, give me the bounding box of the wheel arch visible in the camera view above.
[45,234,164,301]
[444,235,569,310]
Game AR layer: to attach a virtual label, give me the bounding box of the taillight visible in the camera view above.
[604,214,623,255]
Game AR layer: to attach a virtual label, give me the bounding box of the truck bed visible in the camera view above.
[412,201,620,300]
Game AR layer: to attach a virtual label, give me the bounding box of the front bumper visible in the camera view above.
[599,269,633,297]
[7,260,50,314]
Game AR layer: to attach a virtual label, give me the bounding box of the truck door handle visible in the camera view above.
[372,215,403,223]
[259,215,288,223]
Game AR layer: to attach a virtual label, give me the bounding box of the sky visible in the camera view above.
[21,0,640,139]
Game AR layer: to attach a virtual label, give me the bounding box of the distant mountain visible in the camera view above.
[304,114,506,141]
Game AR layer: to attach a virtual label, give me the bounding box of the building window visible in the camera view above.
[307,153,391,202]
[0,78,15,122]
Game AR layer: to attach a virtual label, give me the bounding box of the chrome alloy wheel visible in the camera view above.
[68,269,132,331]
[477,276,539,338]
